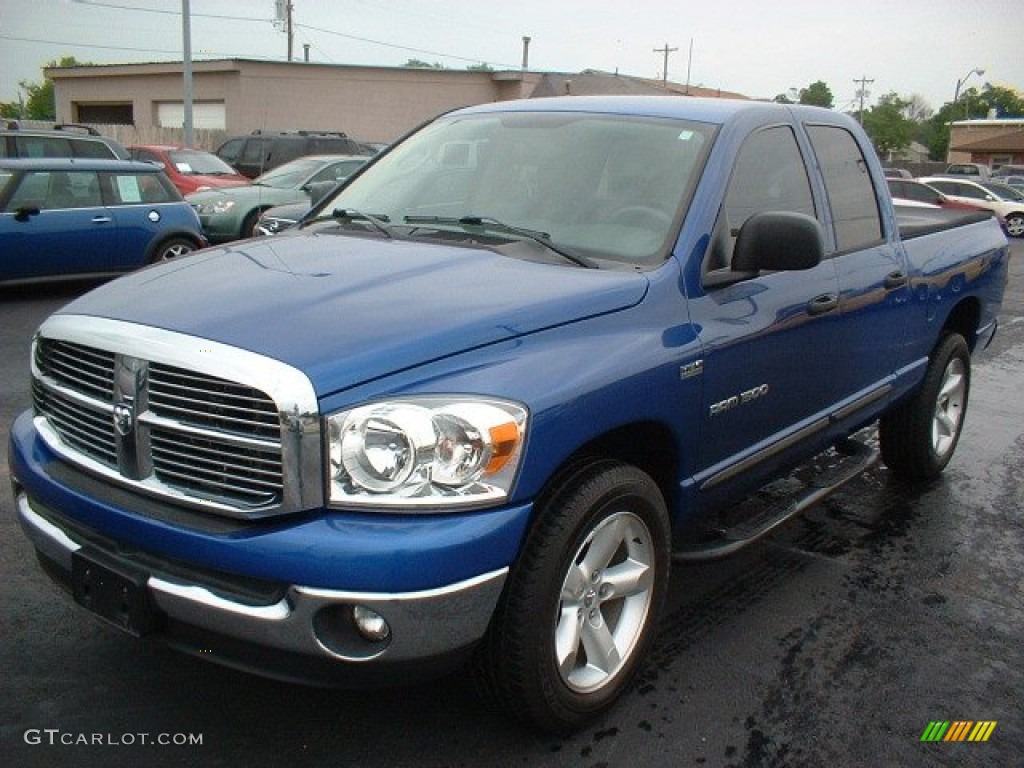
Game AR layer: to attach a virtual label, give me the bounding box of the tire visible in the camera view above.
[880,333,970,481]
[1005,213,1024,238]
[150,237,197,263]
[474,459,670,734]
[241,209,262,239]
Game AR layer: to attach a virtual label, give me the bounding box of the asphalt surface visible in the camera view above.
[1,241,1022,768]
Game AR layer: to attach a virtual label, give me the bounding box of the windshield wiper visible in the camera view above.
[301,208,393,238]
[404,214,595,269]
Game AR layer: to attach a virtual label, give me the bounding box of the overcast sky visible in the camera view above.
[1,0,1021,116]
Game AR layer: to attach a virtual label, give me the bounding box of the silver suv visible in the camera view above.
[1,122,129,160]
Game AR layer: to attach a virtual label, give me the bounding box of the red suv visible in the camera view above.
[128,145,248,195]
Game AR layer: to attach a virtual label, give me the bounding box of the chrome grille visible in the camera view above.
[31,379,118,467]
[35,338,115,403]
[149,363,281,438]
[31,328,303,517]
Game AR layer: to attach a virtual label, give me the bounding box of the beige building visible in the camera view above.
[948,117,1024,167]
[46,59,746,148]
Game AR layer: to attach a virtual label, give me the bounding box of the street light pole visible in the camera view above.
[953,67,985,118]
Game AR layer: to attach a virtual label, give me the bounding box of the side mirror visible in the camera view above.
[305,180,337,206]
[732,211,824,272]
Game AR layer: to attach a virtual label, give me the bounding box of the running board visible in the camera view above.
[672,438,880,562]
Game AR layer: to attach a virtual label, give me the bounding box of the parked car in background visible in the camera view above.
[943,162,991,180]
[991,164,1024,178]
[128,144,249,195]
[0,158,206,284]
[919,176,1024,237]
[215,130,376,178]
[882,167,912,179]
[187,154,368,242]
[999,175,1024,192]
[1,122,129,160]
[888,178,992,212]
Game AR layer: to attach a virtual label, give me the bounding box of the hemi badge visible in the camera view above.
[680,360,704,380]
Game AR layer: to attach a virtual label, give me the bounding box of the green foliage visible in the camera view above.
[3,56,89,121]
[404,59,445,69]
[861,92,915,159]
[466,63,494,72]
[799,81,834,109]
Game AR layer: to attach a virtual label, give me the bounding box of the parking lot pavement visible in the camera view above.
[2,243,1022,768]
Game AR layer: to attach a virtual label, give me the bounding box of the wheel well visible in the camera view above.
[551,422,679,513]
[940,298,980,352]
[146,232,203,261]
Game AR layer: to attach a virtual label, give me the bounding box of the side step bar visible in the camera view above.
[672,438,880,563]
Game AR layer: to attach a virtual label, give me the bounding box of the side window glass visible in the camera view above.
[712,126,815,270]
[7,172,51,209]
[240,139,269,165]
[16,136,73,158]
[217,139,243,164]
[108,173,174,204]
[806,125,883,251]
[73,139,114,159]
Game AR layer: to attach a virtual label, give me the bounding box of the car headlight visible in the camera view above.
[194,199,236,215]
[327,397,528,510]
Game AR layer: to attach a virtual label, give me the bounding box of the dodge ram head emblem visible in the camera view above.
[112,401,135,436]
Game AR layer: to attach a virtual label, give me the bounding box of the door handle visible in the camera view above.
[92,216,112,224]
[807,293,839,316]
[884,270,908,289]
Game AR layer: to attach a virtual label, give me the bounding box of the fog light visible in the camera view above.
[353,605,390,642]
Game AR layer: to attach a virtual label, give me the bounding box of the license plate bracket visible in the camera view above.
[71,548,161,636]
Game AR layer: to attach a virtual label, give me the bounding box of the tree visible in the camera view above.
[404,59,444,69]
[2,56,89,121]
[861,92,915,160]
[799,81,834,109]
[466,63,494,72]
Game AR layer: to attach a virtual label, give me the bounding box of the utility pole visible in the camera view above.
[653,43,678,88]
[853,75,874,124]
[182,0,194,146]
[275,1,294,61]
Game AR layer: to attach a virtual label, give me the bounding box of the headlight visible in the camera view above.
[194,199,236,215]
[327,397,528,510]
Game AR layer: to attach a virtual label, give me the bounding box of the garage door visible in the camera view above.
[156,102,226,130]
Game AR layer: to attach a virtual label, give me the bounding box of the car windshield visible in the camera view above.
[318,111,715,267]
[253,157,329,189]
[981,182,1024,201]
[168,149,239,176]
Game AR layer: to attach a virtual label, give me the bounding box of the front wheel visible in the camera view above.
[880,333,970,480]
[474,459,670,734]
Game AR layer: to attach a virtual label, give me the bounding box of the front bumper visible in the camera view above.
[16,489,507,683]
[10,411,530,685]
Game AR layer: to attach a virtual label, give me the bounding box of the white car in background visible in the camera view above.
[918,176,1024,237]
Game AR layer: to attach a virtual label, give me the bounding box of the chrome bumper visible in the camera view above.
[16,491,506,666]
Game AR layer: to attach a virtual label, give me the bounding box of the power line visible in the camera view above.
[70,0,270,22]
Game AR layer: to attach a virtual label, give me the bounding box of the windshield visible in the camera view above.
[169,149,239,176]
[254,157,328,189]
[319,111,715,267]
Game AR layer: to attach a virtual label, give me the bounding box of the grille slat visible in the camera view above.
[33,339,286,513]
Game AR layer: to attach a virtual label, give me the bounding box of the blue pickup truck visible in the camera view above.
[10,96,1008,733]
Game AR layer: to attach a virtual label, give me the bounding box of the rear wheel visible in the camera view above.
[474,459,670,734]
[150,237,196,263]
[880,333,970,480]
[1005,213,1024,238]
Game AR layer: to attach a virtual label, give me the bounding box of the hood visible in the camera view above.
[58,232,649,396]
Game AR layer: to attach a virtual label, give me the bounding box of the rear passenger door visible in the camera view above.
[805,124,909,406]
[101,171,179,267]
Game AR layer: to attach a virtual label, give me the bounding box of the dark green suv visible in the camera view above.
[1,122,130,160]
